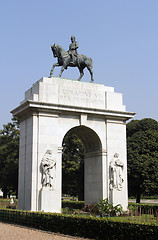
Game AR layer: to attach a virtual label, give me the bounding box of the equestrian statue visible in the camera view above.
[50,36,94,82]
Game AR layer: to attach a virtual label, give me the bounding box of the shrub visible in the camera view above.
[62,200,84,210]
[0,199,18,209]
[0,208,158,240]
[82,204,99,215]
[97,198,123,217]
[128,203,158,217]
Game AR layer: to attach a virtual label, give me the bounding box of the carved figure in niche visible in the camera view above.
[109,153,124,191]
[41,150,56,188]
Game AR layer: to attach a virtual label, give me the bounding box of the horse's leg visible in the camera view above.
[77,68,84,81]
[57,65,65,78]
[87,66,94,83]
[50,63,59,77]
[57,57,70,78]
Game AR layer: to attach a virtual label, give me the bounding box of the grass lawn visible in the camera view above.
[110,214,158,225]
[0,198,17,209]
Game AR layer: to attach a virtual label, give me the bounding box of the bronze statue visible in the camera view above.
[68,35,79,63]
[50,36,94,82]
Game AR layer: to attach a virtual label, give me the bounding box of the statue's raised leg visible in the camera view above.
[57,65,65,78]
[50,63,59,77]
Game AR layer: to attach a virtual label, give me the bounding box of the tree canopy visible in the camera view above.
[0,117,19,198]
[62,132,84,200]
[127,118,158,202]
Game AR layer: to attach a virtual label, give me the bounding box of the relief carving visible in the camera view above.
[41,150,56,188]
[109,153,124,191]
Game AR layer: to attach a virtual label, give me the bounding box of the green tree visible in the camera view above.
[62,133,84,200]
[127,118,158,203]
[0,117,19,198]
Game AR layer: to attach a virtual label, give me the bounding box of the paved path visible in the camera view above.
[0,222,89,240]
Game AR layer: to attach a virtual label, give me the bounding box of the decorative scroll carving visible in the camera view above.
[109,153,124,191]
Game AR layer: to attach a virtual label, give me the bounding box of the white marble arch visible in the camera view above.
[12,77,135,213]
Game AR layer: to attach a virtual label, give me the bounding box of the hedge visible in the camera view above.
[62,200,84,209]
[129,203,158,216]
[62,201,158,212]
[0,208,158,240]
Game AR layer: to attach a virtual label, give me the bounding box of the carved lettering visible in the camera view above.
[59,88,104,108]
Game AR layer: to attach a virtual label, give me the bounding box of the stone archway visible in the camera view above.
[66,126,102,153]
[12,77,135,213]
[62,126,103,204]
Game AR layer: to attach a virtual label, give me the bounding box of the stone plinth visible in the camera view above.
[40,187,60,213]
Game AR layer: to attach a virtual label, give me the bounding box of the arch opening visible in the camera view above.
[64,126,102,153]
[62,126,103,202]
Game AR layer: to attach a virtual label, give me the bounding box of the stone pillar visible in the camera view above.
[84,150,107,204]
[40,147,62,213]
[84,151,103,204]
[106,119,128,210]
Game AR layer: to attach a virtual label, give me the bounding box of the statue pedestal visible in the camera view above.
[40,187,61,213]
[12,77,135,213]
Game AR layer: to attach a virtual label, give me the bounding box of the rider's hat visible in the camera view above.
[71,35,75,39]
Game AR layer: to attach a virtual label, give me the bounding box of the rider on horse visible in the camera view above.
[68,35,79,64]
[50,38,94,82]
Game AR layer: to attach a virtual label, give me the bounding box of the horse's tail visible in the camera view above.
[89,57,93,68]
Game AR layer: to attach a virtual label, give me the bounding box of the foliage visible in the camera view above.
[97,198,123,217]
[127,118,158,203]
[0,117,19,198]
[82,199,123,217]
[62,200,84,210]
[0,198,18,209]
[111,215,158,225]
[128,203,158,217]
[6,202,17,209]
[0,208,158,240]
[62,133,84,199]
[82,204,99,215]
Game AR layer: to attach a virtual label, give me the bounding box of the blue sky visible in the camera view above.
[0,0,158,128]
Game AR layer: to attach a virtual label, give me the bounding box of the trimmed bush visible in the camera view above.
[0,208,158,240]
[62,200,84,209]
[128,203,158,216]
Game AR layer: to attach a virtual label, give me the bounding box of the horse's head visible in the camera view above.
[51,44,60,58]
[51,44,68,59]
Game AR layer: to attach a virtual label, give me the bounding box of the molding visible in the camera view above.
[58,147,63,154]
[11,100,135,121]
[106,119,126,125]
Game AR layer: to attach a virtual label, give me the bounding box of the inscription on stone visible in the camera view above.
[59,88,105,109]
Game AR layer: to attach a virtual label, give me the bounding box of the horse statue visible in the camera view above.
[50,44,94,82]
